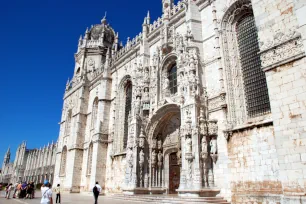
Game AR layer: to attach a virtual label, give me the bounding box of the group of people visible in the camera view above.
[2,180,102,204]
[4,181,35,199]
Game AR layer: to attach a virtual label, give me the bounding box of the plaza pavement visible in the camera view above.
[0,191,138,204]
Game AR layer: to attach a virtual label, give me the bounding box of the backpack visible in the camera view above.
[93,186,98,194]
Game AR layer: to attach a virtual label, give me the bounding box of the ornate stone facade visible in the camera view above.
[53,0,306,203]
[0,142,56,184]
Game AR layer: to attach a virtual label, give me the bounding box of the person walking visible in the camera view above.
[12,182,18,198]
[41,180,53,204]
[5,183,13,199]
[93,182,101,204]
[54,184,61,204]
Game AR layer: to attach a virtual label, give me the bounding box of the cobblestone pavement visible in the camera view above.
[0,191,138,204]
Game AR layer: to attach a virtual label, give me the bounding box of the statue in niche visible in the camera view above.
[139,137,145,149]
[152,138,157,149]
[185,137,192,153]
[201,137,208,153]
[139,150,144,165]
[158,151,163,167]
[143,88,149,102]
[210,138,217,155]
[152,150,157,165]
[157,139,162,149]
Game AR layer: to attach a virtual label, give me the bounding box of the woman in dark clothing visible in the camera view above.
[20,182,27,198]
[26,184,33,199]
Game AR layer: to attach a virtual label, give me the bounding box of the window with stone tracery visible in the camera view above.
[65,110,72,136]
[123,81,132,149]
[236,15,270,118]
[91,98,98,129]
[87,142,93,175]
[60,146,67,176]
[168,64,177,94]
[222,3,271,126]
[114,77,133,154]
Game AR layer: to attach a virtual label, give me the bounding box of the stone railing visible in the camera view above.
[148,0,187,34]
[113,32,143,61]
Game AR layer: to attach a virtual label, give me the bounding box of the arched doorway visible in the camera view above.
[146,103,181,194]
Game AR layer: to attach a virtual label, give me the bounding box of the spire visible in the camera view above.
[85,27,89,40]
[147,11,150,24]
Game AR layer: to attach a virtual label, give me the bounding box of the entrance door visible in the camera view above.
[169,152,180,194]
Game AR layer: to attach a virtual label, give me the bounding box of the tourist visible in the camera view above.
[5,183,13,199]
[41,180,53,204]
[12,182,19,198]
[20,182,27,198]
[93,181,101,204]
[54,184,61,203]
[30,182,35,198]
[25,182,33,199]
[16,182,22,198]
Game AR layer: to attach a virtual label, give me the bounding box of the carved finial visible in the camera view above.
[101,11,107,24]
[85,27,89,33]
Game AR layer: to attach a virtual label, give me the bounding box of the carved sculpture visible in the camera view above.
[158,151,163,167]
[139,150,144,165]
[151,150,157,166]
[185,137,192,153]
[201,137,208,153]
[210,138,217,155]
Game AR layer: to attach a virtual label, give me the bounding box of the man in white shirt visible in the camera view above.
[41,180,53,204]
[93,182,102,204]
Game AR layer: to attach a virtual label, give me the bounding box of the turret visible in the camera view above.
[2,147,10,166]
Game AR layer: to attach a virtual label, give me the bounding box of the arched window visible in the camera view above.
[60,146,67,176]
[236,15,270,118]
[87,143,93,175]
[222,2,270,126]
[114,76,132,153]
[123,81,132,149]
[168,64,177,94]
[91,98,99,129]
[65,110,72,136]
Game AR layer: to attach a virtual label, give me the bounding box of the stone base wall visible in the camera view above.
[228,125,281,203]
[105,154,126,193]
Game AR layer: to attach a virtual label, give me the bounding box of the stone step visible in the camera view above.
[107,194,230,204]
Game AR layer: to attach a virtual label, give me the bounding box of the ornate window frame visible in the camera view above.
[160,53,178,98]
[114,75,132,154]
[221,0,271,128]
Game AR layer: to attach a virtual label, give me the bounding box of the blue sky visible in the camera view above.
[0,0,172,164]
